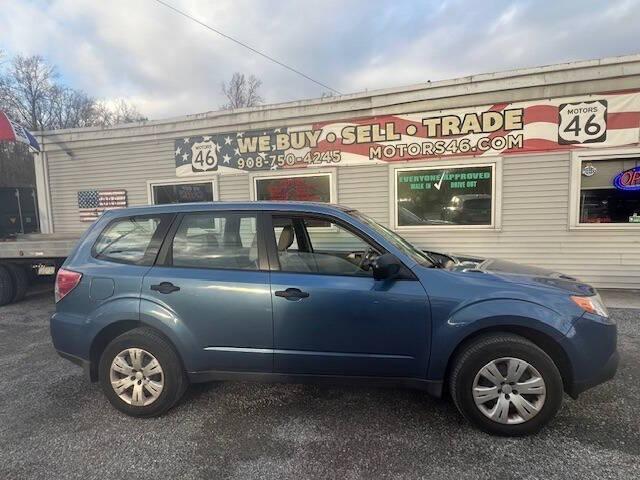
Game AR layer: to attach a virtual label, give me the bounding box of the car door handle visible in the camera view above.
[274,288,310,300]
[150,282,180,294]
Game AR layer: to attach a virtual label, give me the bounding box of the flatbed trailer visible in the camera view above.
[0,233,80,305]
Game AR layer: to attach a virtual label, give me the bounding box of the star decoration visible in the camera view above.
[233,148,240,156]
[236,132,244,138]
[182,153,189,161]
[258,152,266,159]
[203,136,211,141]
[274,128,281,133]
[215,143,221,152]
[175,146,181,155]
[183,137,190,143]
[270,164,278,170]
[223,154,231,164]
[224,136,232,145]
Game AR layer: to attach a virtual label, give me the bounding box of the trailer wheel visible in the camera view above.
[0,265,15,306]
[6,264,28,303]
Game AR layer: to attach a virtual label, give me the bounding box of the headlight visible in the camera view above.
[570,293,609,318]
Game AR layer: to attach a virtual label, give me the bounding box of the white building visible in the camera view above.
[34,54,640,289]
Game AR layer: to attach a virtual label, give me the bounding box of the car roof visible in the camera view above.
[103,201,355,218]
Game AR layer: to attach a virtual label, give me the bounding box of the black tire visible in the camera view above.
[98,327,188,417]
[449,333,563,436]
[5,264,29,303]
[0,265,15,306]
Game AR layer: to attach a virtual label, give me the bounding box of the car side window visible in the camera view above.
[171,212,259,270]
[94,216,166,265]
[272,215,380,276]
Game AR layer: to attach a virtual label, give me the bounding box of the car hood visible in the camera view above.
[425,251,596,296]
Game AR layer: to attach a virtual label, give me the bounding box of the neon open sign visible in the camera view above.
[613,166,640,191]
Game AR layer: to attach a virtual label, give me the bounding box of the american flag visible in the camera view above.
[78,189,127,222]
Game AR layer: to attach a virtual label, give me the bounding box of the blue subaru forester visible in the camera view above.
[51,202,618,435]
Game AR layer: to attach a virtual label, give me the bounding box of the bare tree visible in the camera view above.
[91,99,147,127]
[0,54,147,130]
[221,72,263,109]
[0,55,57,130]
[49,86,96,129]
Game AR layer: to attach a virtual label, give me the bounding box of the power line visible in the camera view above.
[151,0,342,95]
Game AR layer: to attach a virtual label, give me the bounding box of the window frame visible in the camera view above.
[91,213,175,266]
[251,169,338,232]
[146,177,219,205]
[263,211,409,279]
[250,169,337,204]
[569,148,640,230]
[155,210,270,272]
[389,157,502,231]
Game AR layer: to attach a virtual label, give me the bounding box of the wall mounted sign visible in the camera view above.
[558,100,607,144]
[613,166,640,191]
[581,163,598,177]
[78,189,127,222]
[174,91,640,177]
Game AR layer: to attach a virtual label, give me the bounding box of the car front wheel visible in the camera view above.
[449,333,564,436]
[98,327,188,417]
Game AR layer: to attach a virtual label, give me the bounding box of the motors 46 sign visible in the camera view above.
[174,92,639,176]
[558,100,607,144]
[190,139,218,173]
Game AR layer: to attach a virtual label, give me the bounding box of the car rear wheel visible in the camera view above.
[449,333,563,436]
[98,327,188,417]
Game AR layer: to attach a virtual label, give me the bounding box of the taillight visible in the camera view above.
[55,268,83,303]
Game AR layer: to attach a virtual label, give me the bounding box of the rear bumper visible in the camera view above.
[50,312,97,381]
[56,350,93,381]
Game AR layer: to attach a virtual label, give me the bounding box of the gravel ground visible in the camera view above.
[0,289,638,480]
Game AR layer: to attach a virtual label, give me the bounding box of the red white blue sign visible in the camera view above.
[0,111,40,151]
[613,166,640,191]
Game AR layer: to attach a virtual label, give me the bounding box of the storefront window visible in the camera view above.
[254,173,332,203]
[254,173,333,227]
[579,158,640,224]
[152,182,214,205]
[396,165,494,227]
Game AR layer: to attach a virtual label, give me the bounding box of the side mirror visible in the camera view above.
[372,253,402,281]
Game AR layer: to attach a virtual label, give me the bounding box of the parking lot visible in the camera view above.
[0,289,639,480]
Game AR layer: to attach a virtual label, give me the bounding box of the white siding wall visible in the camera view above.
[46,142,640,289]
[395,153,640,289]
[48,140,176,234]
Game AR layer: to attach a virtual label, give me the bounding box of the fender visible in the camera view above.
[83,296,200,372]
[426,298,579,380]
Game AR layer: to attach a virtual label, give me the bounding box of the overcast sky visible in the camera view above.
[2,0,639,120]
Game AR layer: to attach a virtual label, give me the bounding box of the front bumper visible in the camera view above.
[563,312,619,399]
[567,349,619,398]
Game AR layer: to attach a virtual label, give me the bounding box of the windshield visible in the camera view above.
[349,211,436,267]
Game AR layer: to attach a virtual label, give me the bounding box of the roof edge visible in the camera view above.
[37,53,640,137]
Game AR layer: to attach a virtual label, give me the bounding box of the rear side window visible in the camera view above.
[171,212,259,270]
[93,215,168,265]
